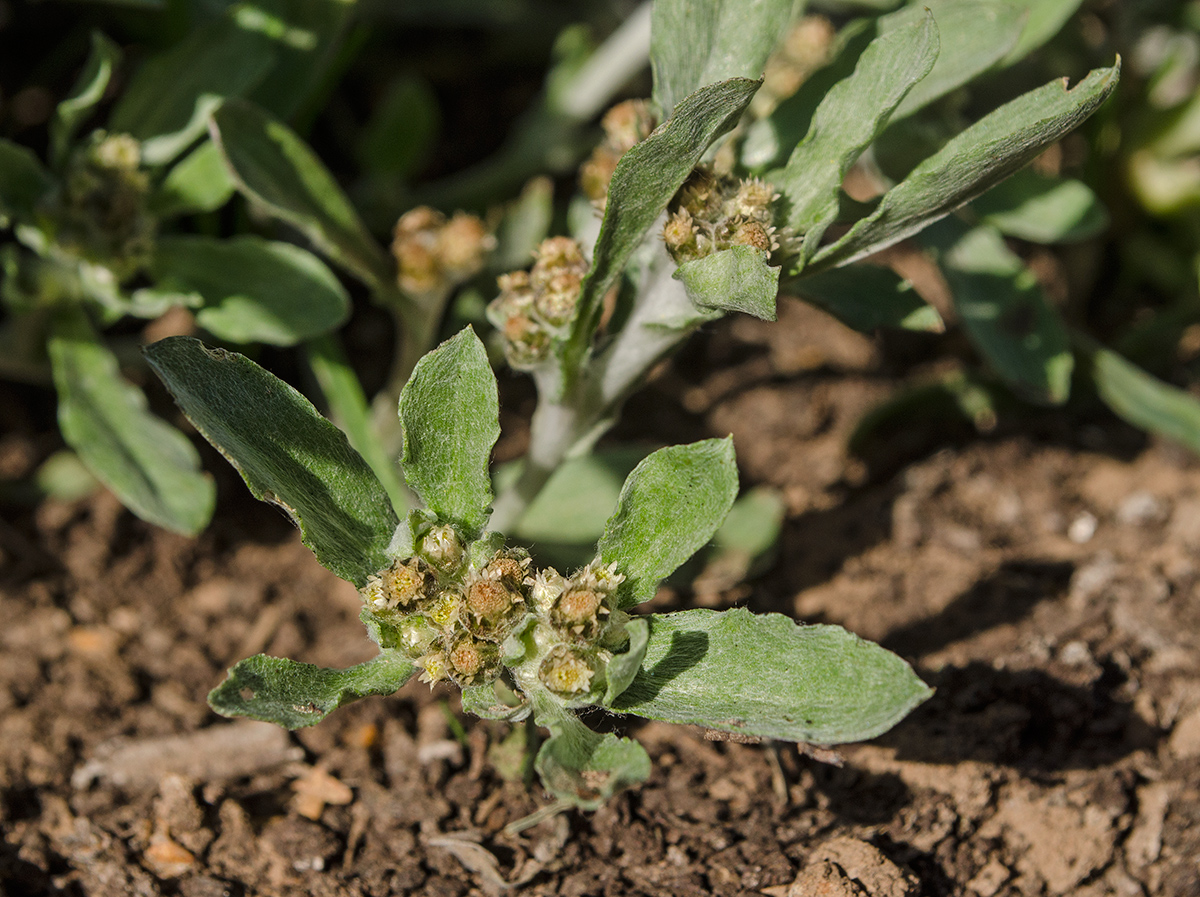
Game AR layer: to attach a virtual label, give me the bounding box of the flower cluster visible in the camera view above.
[662,166,789,265]
[52,132,156,279]
[486,236,589,370]
[579,99,657,210]
[359,523,628,701]
[390,206,494,296]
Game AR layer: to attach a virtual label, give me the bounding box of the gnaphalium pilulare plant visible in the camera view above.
[145,327,931,811]
[483,0,1123,534]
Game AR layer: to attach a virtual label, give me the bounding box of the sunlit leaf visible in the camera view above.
[144,337,397,587]
[613,608,932,744]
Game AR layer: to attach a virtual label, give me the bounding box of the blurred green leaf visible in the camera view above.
[741,20,874,172]
[110,17,276,165]
[208,651,414,728]
[1002,0,1086,66]
[881,1,1022,120]
[598,438,739,609]
[242,0,356,122]
[1079,334,1200,454]
[612,607,933,743]
[772,13,938,262]
[935,221,1072,404]
[51,31,121,168]
[791,263,944,332]
[35,449,99,502]
[399,328,499,538]
[650,0,791,119]
[811,61,1120,271]
[677,246,780,321]
[492,176,554,272]
[49,309,214,534]
[153,235,349,346]
[0,139,54,224]
[499,446,649,547]
[144,336,397,587]
[153,141,237,217]
[358,75,440,179]
[210,99,391,287]
[972,169,1108,243]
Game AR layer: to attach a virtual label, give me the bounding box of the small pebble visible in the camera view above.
[1068,512,1098,544]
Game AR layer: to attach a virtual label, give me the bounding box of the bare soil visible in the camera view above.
[2,301,1198,896]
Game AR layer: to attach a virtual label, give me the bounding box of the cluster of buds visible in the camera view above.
[486,236,589,370]
[53,132,156,280]
[579,99,656,210]
[358,522,627,701]
[391,206,494,296]
[662,166,788,265]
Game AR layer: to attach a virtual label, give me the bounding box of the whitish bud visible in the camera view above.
[416,650,449,685]
[528,567,566,614]
[419,524,464,573]
[539,645,600,697]
[396,615,440,657]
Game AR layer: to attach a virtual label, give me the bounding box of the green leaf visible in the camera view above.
[208,651,414,729]
[1078,334,1200,454]
[110,17,276,165]
[0,139,54,223]
[358,74,440,180]
[569,78,760,363]
[399,328,499,538]
[1002,0,1086,66]
[602,617,650,707]
[530,686,650,810]
[791,263,944,332]
[306,333,409,517]
[240,0,356,122]
[676,246,780,320]
[51,31,121,168]
[810,61,1120,272]
[144,336,398,587]
[740,20,875,173]
[650,0,791,119]
[972,169,1108,243]
[772,14,939,261]
[210,99,390,287]
[598,438,739,610]
[152,141,237,218]
[880,1,1023,120]
[152,235,349,346]
[612,607,932,744]
[935,222,1072,404]
[48,309,214,535]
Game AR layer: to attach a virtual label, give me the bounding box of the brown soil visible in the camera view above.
[3,301,1199,896]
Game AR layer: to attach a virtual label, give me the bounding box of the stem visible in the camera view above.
[488,248,699,533]
[371,285,452,459]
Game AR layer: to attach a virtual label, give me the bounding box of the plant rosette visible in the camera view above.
[146,327,931,811]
